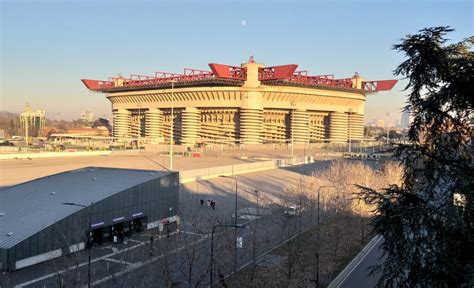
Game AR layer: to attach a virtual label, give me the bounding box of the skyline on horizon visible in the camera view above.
[1,1,472,123]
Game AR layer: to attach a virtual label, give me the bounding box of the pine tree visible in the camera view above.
[359,27,473,287]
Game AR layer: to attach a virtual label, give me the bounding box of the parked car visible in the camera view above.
[284,205,303,217]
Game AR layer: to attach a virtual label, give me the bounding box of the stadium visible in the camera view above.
[82,57,396,145]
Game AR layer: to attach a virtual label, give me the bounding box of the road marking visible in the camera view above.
[127,239,143,244]
[14,230,197,288]
[180,230,205,236]
[14,241,147,288]
[102,258,134,266]
[90,223,252,287]
[89,235,210,287]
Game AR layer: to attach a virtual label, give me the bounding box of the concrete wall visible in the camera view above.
[0,151,111,160]
[179,156,313,183]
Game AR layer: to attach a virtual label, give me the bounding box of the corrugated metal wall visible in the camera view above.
[3,172,178,271]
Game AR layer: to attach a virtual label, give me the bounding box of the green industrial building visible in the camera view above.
[0,167,178,272]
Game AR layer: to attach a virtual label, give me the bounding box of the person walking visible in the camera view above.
[149,235,154,256]
[166,220,170,238]
[200,199,204,206]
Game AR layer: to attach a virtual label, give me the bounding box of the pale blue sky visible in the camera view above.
[1,0,472,123]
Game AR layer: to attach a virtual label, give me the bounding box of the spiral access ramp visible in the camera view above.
[181,107,201,144]
[349,113,364,140]
[240,108,263,144]
[113,109,131,139]
[145,108,164,141]
[291,109,310,143]
[329,112,348,143]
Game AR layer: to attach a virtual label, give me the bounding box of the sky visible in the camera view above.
[1,0,472,123]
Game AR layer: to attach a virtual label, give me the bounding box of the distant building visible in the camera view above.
[376,119,385,128]
[395,119,400,128]
[81,111,94,122]
[20,103,46,137]
[65,127,110,136]
[401,110,410,129]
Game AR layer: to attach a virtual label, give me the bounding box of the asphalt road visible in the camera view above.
[337,237,384,288]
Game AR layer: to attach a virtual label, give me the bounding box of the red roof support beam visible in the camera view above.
[81,79,113,90]
[259,64,298,80]
[362,80,398,92]
[208,63,246,80]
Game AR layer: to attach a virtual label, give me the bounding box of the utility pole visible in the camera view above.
[386,112,390,146]
[315,186,338,288]
[210,224,248,287]
[62,202,92,288]
[170,80,176,170]
[25,117,29,146]
[348,108,353,153]
[137,103,141,154]
[219,175,239,275]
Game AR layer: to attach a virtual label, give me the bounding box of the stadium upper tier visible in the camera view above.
[81,57,397,145]
[82,59,396,94]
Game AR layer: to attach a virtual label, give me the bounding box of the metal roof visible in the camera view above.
[0,167,170,249]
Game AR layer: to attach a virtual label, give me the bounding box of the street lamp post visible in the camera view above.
[218,175,239,275]
[386,112,390,146]
[210,224,248,287]
[170,80,177,170]
[137,103,141,154]
[348,108,353,153]
[314,185,338,288]
[62,202,92,288]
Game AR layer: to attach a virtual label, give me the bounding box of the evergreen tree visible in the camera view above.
[359,27,473,287]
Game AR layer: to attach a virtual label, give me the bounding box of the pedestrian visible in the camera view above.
[206,199,211,207]
[211,200,215,210]
[149,235,154,256]
[166,220,170,238]
[200,199,204,206]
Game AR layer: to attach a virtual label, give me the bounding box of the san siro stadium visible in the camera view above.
[82,57,396,145]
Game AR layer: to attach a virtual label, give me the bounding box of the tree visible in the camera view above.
[359,27,473,287]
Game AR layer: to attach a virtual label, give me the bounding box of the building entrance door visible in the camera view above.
[91,227,104,245]
[130,216,147,233]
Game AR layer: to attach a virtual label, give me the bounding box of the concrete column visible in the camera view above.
[113,109,131,139]
[145,108,164,143]
[329,112,348,143]
[349,113,364,140]
[181,107,201,144]
[291,109,310,144]
[239,59,264,145]
[240,108,263,144]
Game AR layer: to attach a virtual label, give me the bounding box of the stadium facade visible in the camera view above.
[82,57,397,145]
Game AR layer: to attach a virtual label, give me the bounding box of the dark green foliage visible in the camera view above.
[359,27,473,287]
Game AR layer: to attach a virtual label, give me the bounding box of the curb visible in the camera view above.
[327,235,382,288]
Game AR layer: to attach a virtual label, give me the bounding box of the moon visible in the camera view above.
[241,20,246,27]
